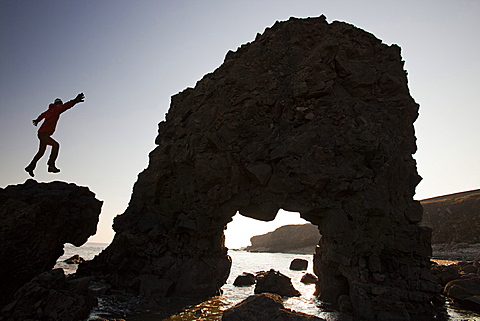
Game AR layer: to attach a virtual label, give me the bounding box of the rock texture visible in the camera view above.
[79,16,437,319]
[1,269,96,321]
[222,293,324,321]
[246,223,320,253]
[0,179,102,307]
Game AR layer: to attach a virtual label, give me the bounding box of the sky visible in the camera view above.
[1,0,479,249]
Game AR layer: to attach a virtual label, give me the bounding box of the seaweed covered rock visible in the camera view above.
[0,179,102,306]
[222,293,323,321]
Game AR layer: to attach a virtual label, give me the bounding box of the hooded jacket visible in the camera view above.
[37,100,75,135]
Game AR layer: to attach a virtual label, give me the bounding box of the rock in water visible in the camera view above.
[290,258,308,270]
[255,269,300,297]
[222,293,324,321]
[233,272,256,286]
[301,273,318,284]
[0,179,102,307]
[79,16,438,319]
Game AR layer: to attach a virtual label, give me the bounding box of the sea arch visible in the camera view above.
[79,16,439,320]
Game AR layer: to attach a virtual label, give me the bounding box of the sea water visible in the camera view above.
[56,243,480,320]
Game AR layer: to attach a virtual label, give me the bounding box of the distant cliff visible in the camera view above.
[245,223,320,254]
[245,190,480,253]
[421,189,480,244]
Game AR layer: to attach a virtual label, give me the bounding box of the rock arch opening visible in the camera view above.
[225,210,312,250]
[79,16,440,320]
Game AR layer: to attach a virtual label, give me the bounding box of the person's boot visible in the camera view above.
[48,165,60,173]
[25,165,35,177]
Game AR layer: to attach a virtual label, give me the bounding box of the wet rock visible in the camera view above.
[255,269,300,297]
[0,268,96,321]
[222,293,324,321]
[462,296,480,312]
[64,254,86,264]
[0,179,102,307]
[290,258,308,270]
[233,272,256,286]
[301,273,318,284]
[444,276,480,302]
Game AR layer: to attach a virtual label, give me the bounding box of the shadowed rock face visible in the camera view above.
[0,179,102,307]
[80,16,439,319]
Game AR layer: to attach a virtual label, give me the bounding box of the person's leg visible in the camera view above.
[44,135,60,173]
[25,133,48,177]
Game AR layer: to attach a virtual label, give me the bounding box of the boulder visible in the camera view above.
[290,258,308,270]
[233,272,256,286]
[64,254,86,264]
[0,269,97,321]
[444,276,480,302]
[254,269,300,297]
[301,273,318,284]
[222,293,324,321]
[0,179,102,307]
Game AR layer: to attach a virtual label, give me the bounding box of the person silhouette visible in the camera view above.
[25,93,85,177]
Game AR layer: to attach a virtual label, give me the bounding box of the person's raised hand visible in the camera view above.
[74,93,85,103]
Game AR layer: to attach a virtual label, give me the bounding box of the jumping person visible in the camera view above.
[25,93,85,177]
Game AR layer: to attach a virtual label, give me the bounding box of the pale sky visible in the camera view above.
[1,0,479,249]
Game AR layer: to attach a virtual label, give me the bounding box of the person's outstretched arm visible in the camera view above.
[61,92,85,113]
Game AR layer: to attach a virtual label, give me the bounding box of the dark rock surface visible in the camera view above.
[290,258,308,270]
[0,179,102,307]
[79,16,436,319]
[246,223,320,253]
[301,273,318,284]
[233,272,256,286]
[222,293,324,321]
[0,269,96,321]
[255,269,300,297]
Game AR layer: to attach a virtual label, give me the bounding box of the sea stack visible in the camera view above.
[79,16,440,319]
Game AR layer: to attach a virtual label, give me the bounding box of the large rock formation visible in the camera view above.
[0,179,102,306]
[79,16,439,319]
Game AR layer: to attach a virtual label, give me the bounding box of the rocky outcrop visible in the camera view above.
[0,179,102,307]
[432,260,480,311]
[255,269,300,297]
[1,269,96,321]
[222,293,324,321]
[422,189,480,244]
[79,16,437,319]
[246,224,320,253]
